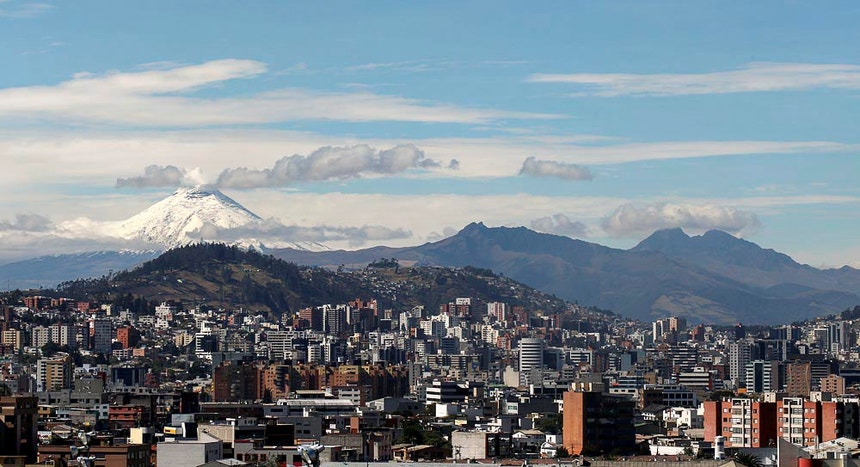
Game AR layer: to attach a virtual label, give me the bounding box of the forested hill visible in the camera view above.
[54,243,583,318]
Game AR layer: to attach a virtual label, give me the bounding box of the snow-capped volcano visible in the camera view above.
[116,185,328,251]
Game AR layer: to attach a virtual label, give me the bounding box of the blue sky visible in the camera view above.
[1,0,860,266]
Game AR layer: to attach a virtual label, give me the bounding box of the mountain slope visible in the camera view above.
[56,243,579,318]
[114,185,327,251]
[116,185,263,248]
[270,223,860,324]
[633,228,860,292]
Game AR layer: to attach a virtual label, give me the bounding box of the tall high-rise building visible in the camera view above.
[562,390,636,455]
[728,341,752,387]
[518,338,544,387]
[116,326,141,349]
[653,319,668,342]
[668,316,687,333]
[266,331,292,361]
[777,397,846,447]
[0,396,38,462]
[744,360,781,393]
[1,330,22,351]
[486,302,506,321]
[323,305,348,334]
[31,326,50,349]
[212,362,262,402]
[36,353,73,392]
[786,361,812,397]
[90,318,113,354]
[703,398,777,448]
[50,324,75,347]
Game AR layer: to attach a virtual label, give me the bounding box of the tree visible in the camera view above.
[41,341,61,357]
[734,452,763,467]
[534,413,562,434]
[396,419,424,445]
[555,446,570,458]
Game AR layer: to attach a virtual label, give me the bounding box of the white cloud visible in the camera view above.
[187,218,412,248]
[232,191,625,248]
[0,59,561,127]
[528,62,860,97]
[601,203,761,237]
[416,137,854,175]
[0,188,857,263]
[426,227,458,242]
[0,129,852,191]
[0,213,52,231]
[0,215,155,263]
[216,144,451,188]
[116,165,195,188]
[519,156,592,180]
[529,214,589,237]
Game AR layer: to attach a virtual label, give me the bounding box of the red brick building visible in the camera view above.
[212,362,264,402]
[703,399,778,448]
[776,397,846,447]
[705,397,857,449]
[108,405,150,429]
[115,326,141,349]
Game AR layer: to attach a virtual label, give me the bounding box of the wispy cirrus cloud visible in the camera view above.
[345,59,457,73]
[529,62,860,97]
[0,59,560,127]
[0,0,52,18]
[345,58,529,73]
[519,156,592,180]
[601,202,760,237]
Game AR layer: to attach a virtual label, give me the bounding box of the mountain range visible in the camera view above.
[2,186,858,324]
[268,223,860,325]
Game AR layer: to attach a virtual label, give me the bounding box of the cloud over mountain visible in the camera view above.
[192,219,411,247]
[116,165,207,188]
[601,202,760,237]
[529,213,589,237]
[0,213,53,231]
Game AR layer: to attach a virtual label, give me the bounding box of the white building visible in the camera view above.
[518,338,545,387]
[157,432,223,467]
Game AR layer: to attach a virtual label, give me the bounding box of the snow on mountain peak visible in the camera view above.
[115,185,326,251]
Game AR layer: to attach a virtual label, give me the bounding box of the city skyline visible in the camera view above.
[2,1,860,266]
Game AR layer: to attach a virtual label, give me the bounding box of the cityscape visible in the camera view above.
[2,2,860,467]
